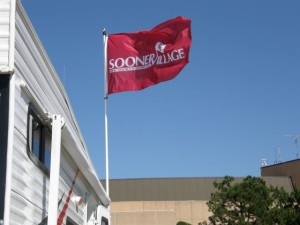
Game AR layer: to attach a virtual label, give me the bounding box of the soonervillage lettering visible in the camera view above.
[109,48,185,73]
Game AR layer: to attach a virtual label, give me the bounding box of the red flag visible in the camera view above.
[106,16,192,94]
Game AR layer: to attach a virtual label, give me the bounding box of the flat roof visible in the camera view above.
[102,177,294,201]
[261,158,300,169]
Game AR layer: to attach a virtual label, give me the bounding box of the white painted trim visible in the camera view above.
[4,75,15,225]
[19,80,49,121]
[47,115,65,225]
[84,201,88,225]
[9,0,16,69]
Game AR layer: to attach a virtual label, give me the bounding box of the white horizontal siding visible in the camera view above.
[0,1,10,66]
[10,80,88,223]
[7,1,108,223]
[11,73,98,224]
[10,112,48,224]
[10,108,92,224]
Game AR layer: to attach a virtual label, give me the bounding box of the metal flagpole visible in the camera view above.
[102,28,109,197]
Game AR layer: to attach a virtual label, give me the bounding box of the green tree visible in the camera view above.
[176,221,191,225]
[199,176,300,225]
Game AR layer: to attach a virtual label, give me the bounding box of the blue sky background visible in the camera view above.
[22,0,300,179]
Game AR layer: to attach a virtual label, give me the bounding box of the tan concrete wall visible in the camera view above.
[111,200,211,225]
[111,211,176,225]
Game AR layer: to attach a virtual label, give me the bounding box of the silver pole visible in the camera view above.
[103,29,109,197]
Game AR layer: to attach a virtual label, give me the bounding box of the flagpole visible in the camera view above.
[102,28,109,197]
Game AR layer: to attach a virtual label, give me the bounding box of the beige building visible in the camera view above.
[103,177,294,225]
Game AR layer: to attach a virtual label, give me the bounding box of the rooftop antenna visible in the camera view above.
[274,144,281,164]
[261,158,268,166]
[284,134,300,159]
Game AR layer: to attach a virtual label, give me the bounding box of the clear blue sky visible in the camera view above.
[22,0,300,179]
